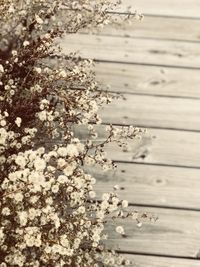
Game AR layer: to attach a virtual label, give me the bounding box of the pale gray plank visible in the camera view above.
[115,0,200,19]
[61,34,200,68]
[98,94,200,131]
[122,254,200,267]
[91,16,200,42]
[87,163,200,210]
[105,206,200,258]
[95,62,200,98]
[75,126,200,168]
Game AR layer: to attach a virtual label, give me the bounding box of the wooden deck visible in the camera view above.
[62,1,200,266]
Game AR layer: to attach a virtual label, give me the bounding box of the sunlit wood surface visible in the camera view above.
[63,1,200,266]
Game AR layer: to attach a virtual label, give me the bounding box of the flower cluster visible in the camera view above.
[0,1,152,266]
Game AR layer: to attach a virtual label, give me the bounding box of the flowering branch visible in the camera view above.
[0,1,151,267]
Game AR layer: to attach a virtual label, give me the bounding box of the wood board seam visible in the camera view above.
[100,91,200,100]
[116,250,200,260]
[51,55,200,70]
[93,59,200,71]
[126,203,200,213]
[113,160,200,170]
[98,122,200,134]
[107,11,200,20]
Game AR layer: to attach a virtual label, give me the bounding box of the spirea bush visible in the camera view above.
[0,1,152,266]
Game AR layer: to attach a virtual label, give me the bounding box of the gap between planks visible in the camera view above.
[118,254,200,267]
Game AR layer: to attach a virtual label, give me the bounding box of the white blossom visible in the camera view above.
[23,41,30,47]
[34,158,46,171]
[115,226,125,235]
[122,200,129,208]
[15,117,22,127]
[35,14,43,24]
[0,64,4,73]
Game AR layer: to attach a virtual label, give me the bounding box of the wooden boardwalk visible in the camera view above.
[62,1,200,266]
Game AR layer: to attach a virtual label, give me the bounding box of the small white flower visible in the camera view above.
[112,197,119,206]
[66,144,79,157]
[85,156,95,165]
[58,144,79,158]
[113,184,120,190]
[18,211,28,226]
[122,200,129,208]
[0,64,4,73]
[59,70,67,78]
[35,14,43,24]
[0,120,6,127]
[116,226,125,235]
[14,192,23,203]
[89,191,96,198]
[60,235,69,248]
[15,155,26,168]
[90,177,96,185]
[102,193,110,201]
[38,111,47,121]
[101,200,109,210]
[2,207,10,216]
[12,50,18,56]
[34,67,42,74]
[63,164,75,176]
[92,233,100,243]
[10,89,15,96]
[137,221,143,228]
[0,156,6,164]
[52,184,59,193]
[23,41,30,47]
[57,147,68,157]
[34,158,46,171]
[57,158,66,168]
[58,175,68,184]
[77,206,85,214]
[15,117,22,127]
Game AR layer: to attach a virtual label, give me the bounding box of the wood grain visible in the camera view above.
[114,0,200,18]
[95,62,200,98]
[121,254,200,267]
[91,16,200,42]
[62,1,200,262]
[75,126,200,168]
[105,206,200,258]
[61,34,200,68]
[98,94,200,131]
[87,163,200,210]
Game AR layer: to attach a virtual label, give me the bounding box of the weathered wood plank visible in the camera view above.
[87,163,200,210]
[105,206,200,258]
[115,0,200,19]
[76,126,200,168]
[99,94,200,131]
[95,62,200,98]
[61,34,200,68]
[122,254,200,267]
[92,16,200,42]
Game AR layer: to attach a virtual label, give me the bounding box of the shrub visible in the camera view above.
[0,1,151,266]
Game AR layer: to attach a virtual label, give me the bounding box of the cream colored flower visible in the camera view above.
[15,117,22,127]
[0,64,4,73]
[35,14,43,24]
[115,226,125,235]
